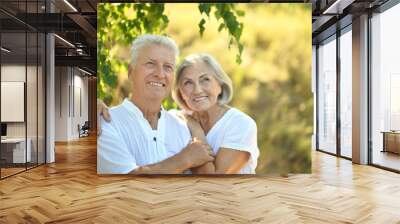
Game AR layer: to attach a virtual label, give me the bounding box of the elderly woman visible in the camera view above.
[172,53,259,174]
[98,52,259,174]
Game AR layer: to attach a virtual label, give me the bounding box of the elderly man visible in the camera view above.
[98,34,213,174]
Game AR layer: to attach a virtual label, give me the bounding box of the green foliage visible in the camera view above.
[98,3,244,105]
[198,3,244,63]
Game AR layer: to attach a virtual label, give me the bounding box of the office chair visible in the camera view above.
[79,121,90,138]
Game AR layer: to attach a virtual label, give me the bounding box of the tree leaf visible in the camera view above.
[199,18,206,36]
[218,23,225,32]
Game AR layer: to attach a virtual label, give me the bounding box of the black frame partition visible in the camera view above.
[0,0,47,180]
[315,21,353,161]
[0,7,28,178]
[315,33,339,157]
[336,29,341,158]
[338,24,353,160]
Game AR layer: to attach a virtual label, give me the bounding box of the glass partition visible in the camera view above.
[27,31,38,169]
[0,0,46,179]
[38,32,45,165]
[317,35,337,154]
[371,3,400,171]
[339,27,352,158]
[1,30,28,177]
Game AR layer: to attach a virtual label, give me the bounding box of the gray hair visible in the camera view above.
[172,53,233,111]
[130,34,179,66]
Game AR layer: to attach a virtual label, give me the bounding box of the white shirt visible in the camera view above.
[97,99,191,174]
[206,108,259,174]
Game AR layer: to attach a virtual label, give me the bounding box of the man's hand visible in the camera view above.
[97,99,111,135]
[184,115,202,134]
[129,138,214,174]
[180,138,214,168]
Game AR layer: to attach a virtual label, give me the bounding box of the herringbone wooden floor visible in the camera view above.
[0,136,399,223]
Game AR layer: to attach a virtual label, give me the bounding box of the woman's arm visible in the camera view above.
[185,115,250,174]
[183,115,216,174]
[192,147,250,174]
[213,148,250,174]
[192,145,251,174]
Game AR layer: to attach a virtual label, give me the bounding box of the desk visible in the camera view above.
[1,138,31,163]
[382,131,400,154]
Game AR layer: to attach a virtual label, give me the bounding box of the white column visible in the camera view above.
[352,14,369,164]
[46,33,55,163]
[45,0,55,163]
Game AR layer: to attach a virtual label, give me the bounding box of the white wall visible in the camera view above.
[1,65,26,141]
[72,72,89,138]
[55,67,69,141]
[1,65,25,81]
[1,82,25,122]
[54,67,89,141]
[1,65,33,138]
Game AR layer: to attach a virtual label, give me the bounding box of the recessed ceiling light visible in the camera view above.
[54,34,75,48]
[78,67,93,76]
[1,47,11,53]
[323,0,355,15]
[63,0,78,12]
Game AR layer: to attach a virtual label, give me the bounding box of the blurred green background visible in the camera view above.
[98,3,312,174]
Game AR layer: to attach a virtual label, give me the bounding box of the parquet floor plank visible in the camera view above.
[0,136,399,223]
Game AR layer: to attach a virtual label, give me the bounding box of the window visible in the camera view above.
[371,3,400,171]
[339,27,352,158]
[317,35,337,154]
